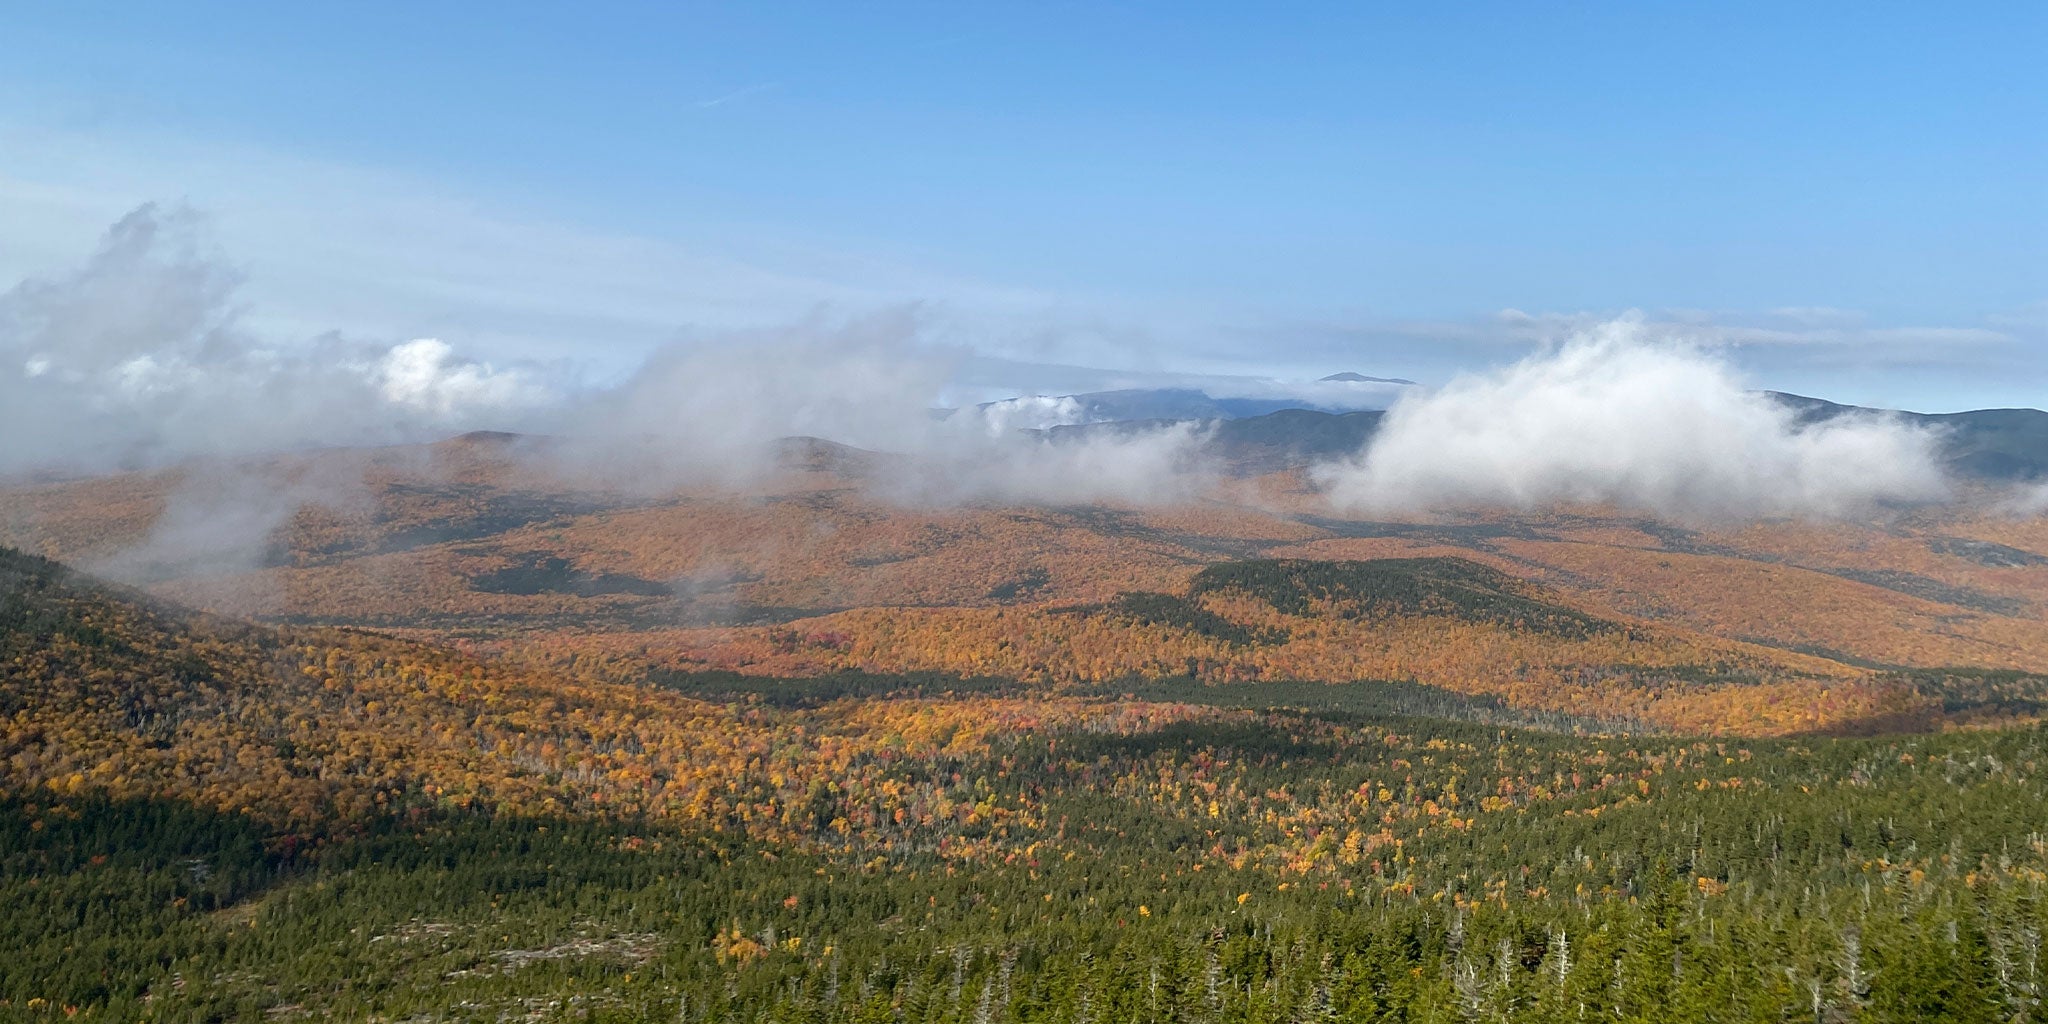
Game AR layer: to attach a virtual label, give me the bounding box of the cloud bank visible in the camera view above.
[1314,320,1953,521]
[0,204,556,475]
[1,205,1209,507]
[7,206,2027,526]
[546,309,1211,504]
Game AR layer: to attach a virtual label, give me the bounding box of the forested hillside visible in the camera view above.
[3,432,2048,1021]
[0,545,1214,831]
[5,542,2048,1021]
[7,3,2046,1019]
[517,556,1979,736]
[4,436,2045,741]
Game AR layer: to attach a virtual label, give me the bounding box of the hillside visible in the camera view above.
[1042,408,1386,474]
[0,543,1232,833]
[3,432,2047,736]
[1768,392,2048,481]
[8,8,2043,1019]
[539,554,1968,736]
[12,512,2048,1015]
[8,550,2048,1020]
[1042,396,2048,481]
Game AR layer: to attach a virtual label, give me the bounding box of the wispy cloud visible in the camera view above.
[10,210,2040,533]
[1,108,2037,427]
[1222,303,2046,410]
[0,113,1050,377]
[0,208,1215,510]
[0,204,561,474]
[693,82,779,109]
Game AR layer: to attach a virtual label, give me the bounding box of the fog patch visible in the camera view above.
[89,458,371,587]
[1314,320,1950,521]
[2001,482,2048,518]
[666,562,765,625]
[546,309,1219,507]
[876,419,1215,507]
[547,308,955,488]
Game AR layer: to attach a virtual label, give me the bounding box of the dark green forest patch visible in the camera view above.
[1099,591,1289,646]
[468,553,672,598]
[1190,556,1621,637]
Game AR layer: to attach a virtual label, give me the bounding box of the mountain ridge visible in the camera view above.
[1766,391,2048,480]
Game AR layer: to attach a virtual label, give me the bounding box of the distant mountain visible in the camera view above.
[772,435,892,476]
[1042,394,2048,482]
[1321,371,1417,385]
[1050,388,1310,421]
[975,381,1406,429]
[1200,408,1386,471]
[1767,392,2048,481]
[1041,407,1386,474]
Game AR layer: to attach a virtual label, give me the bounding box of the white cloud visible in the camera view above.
[1482,307,2013,350]
[907,419,1215,506]
[552,308,956,479]
[550,308,1216,506]
[0,204,2027,526]
[0,205,1221,510]
[1313,318,1952,521]
[375,338,551,421]
[975,395,1089,434]
[0,203,559,474]
[88,459,372,587]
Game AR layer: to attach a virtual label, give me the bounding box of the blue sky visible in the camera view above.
[2,1,2043,410]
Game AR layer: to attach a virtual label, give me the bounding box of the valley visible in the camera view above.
[3,412,2047,1022]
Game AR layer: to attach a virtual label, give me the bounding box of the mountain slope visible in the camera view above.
[0,544,1225,830]
[977,381,1405,427]
[1768,391,2048,480]
[1044,396,2048,482]
[3,413,2047,734]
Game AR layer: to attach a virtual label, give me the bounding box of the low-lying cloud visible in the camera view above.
[549,307,956,482]
[1,204,555,475]
[1314,320,1952,521]
[88,458,372,586]
[2,205,1210,509]
[4,207,2018,529]
[2004,482,2048,519]
[545,309,1211,505]
[889,419,1215,507]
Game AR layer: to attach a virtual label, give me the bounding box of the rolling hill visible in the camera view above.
[1038,396,2048,482]
[4,419,2048,1021]
[10,540,2048,1021]
[1767,391,2048,480]
[3,424,2046,735]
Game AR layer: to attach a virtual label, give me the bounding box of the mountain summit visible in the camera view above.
[1320,371,1417,385]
